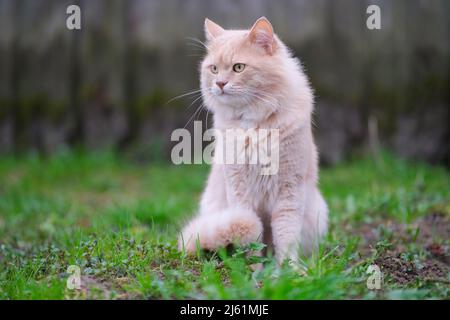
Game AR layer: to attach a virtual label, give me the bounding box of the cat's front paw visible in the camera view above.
[178,208,263,254]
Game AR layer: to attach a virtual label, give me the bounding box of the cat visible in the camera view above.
[178,17,328,264]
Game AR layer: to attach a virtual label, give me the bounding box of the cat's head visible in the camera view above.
[200,17,291,122]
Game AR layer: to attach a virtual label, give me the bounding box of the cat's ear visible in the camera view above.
[204,18,225,41]
[248,17,276,55]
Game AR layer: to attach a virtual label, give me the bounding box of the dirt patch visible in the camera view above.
[351,211,449,286]
[353,211,449,253]
[427,243,447,262]
[417,212,450,245]
[374,253,448,285]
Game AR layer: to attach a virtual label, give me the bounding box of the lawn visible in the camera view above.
[0,150,448,299]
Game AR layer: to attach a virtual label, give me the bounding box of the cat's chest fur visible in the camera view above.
[216,121,283,215]
[223,162,278,215]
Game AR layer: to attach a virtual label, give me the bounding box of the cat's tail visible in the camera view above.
[178,208,263,254]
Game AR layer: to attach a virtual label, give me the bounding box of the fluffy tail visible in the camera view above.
[178,208,263,254]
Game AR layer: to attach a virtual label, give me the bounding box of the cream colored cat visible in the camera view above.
[178,17,328,264]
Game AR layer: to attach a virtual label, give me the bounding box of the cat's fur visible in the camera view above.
[178,17,328,264]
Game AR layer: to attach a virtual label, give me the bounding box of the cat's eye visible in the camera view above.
[210,65,218,74]
[233,63,246,73]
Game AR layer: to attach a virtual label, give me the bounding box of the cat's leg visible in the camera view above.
[271,183,328,264]
[271,193,305,265]
[178,165,227,253]
[300,188,328,255]
[198,165,228,216]
[211,165,264,250]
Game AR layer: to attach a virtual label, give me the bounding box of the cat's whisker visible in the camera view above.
[183,107,200,129]
[185,37,209,51]
[182,95,204,121]
[246,90,293,113]
[245,89,279,103]
[185,93,204,112]
[166,89,203,105]
[205,108,210,130]
[195,104,207,122]
[183,94,207,129]
[186,42,205,48]
[186,43,207,52]
[237,90,280,112]
[193,103,203,127]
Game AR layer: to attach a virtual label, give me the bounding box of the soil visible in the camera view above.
[354,211,449,286]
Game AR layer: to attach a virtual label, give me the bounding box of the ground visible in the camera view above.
[0,151,448,299]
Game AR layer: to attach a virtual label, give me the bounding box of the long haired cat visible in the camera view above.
[178,17,328,264]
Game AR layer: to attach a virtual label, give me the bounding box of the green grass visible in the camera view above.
[0,150,448,299]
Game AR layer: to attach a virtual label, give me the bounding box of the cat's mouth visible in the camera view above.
[208,87,248,107]
[209,86,234,97]
[212,89,230,96]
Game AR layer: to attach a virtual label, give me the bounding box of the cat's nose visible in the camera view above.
[216,81,228,91]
